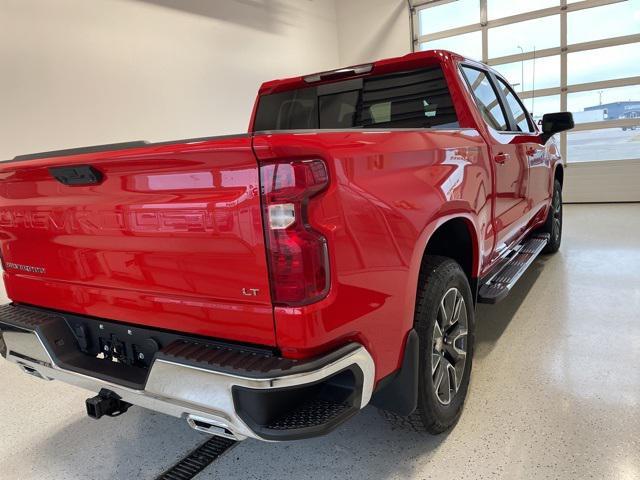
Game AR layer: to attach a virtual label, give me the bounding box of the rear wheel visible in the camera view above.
[381,256,475,434]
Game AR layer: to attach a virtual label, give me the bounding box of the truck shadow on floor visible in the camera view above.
[474,257,546,359]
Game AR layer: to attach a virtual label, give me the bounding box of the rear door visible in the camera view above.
[0,136,276,345]
[460,65,529,260]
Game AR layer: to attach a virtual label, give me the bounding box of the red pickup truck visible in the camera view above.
[0,50,573,441]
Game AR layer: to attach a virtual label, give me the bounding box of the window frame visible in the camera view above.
[459,64,511,132]
[493,74,537,134]
[459,63,520,134]
[460,61,540,135]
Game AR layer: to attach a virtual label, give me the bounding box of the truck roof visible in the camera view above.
[258,50,469,96]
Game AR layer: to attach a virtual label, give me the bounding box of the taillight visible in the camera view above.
[260,159,330,306]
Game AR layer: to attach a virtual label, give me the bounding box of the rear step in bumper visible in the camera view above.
[0,306,374,442]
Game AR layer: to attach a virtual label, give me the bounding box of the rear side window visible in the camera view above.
[460,66,508,131]
[258,88,318,130]
[496,77,535,133]
[253,66,459,131]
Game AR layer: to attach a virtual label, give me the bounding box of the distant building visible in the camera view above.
[573,109,606,123]
[584,101,640,120]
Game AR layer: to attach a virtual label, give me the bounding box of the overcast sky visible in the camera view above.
[420,0,640,115]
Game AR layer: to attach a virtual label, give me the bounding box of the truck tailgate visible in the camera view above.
[0,136,275,345]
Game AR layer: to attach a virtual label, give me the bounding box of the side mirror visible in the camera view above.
[540,112,574,144]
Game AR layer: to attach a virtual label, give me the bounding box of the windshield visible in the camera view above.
[254,66,459,131]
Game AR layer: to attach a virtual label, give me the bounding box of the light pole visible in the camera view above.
[517,45,524,93]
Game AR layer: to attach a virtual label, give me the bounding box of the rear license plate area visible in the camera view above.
[68,320,160,369]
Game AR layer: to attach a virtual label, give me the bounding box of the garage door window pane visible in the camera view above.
[420,31,482,61]
[418,0,480,35]
[489,16,560,58]
[568,0,640,45]
[487,0,558,20]
[493,55,560,92]
[568,43,640,85]
[568,128,640,163]
[522,94,561,122]
[568,85,640,124]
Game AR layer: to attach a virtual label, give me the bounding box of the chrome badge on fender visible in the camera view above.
[4,262,46,274]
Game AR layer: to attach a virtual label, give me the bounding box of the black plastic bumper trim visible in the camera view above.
[232,364,364,441]
[157,339,361,380]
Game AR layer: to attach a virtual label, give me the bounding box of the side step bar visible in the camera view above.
[478,233,550,304]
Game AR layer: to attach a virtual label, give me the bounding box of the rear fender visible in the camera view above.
[404,213,481,319]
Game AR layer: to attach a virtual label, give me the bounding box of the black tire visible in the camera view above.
[539,178,562,254]
[380,256,475,434]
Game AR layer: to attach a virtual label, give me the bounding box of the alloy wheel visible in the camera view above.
[431,287,468,406]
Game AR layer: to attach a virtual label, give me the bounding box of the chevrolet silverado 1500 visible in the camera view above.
[0,50,573,441]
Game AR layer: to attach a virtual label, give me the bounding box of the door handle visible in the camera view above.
[48,165,104,185]
[494,152,510,164]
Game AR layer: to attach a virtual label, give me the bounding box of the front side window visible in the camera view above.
[253,66,459,131]
[460,66,508,131]
[496,77,535,133]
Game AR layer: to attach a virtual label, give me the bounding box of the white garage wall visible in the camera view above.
[0,0,340,160]
[335,0,410,66]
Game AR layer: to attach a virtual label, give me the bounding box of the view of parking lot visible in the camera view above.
[568,127,640,162]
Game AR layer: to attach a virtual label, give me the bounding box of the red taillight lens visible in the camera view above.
[260,159,330,306]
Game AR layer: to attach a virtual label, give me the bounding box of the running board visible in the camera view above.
[478,233,550,304]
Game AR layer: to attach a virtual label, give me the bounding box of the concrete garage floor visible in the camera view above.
[0,203,638,480]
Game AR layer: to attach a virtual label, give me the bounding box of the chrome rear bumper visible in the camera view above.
[0,313,374,442]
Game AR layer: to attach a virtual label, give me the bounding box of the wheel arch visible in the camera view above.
[419,216,480,284]
[404,214,481,318]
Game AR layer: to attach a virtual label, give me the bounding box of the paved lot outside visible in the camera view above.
[568,127,639,162]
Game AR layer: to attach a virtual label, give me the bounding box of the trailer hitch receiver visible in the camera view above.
[86,388,132,419]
